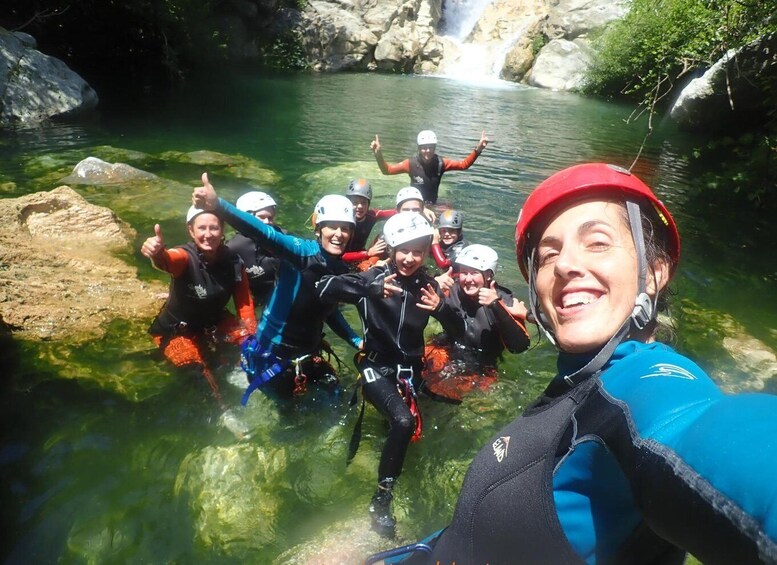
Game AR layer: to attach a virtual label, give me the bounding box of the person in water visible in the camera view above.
[141,205,256,404]
[370,130,490,204]
[192,174,362,403]
[341,178,395,267]
[316,212,463,538]
[435,208,468,268]
[226,190,283,307]
[423,243,530,402]
[379,163,777,564]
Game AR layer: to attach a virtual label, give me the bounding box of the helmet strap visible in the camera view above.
[625,200,655,329]
[527,248,556,346]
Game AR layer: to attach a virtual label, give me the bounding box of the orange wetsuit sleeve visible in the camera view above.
[374,151,411,176]
[233,268,257,334]
[491,299,530,353]
[152,247,189,278]
[441,148,481,171]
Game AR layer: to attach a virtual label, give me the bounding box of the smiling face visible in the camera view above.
[439,227,460,246]
[457,266,487,297]
[317,221,352,255]
[349,195,370,221]
[188,212,224,259]
[418,144,436,163]
[393,238,430,277]
[534,199,643,354]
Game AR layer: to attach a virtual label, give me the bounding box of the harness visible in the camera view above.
[239,336,340,405]
[346,351,423,464]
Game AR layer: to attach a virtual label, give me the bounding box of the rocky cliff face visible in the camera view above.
[0,27,98,125]
[291,0,629,91]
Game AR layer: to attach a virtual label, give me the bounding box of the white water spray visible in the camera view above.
[437,0,539,85]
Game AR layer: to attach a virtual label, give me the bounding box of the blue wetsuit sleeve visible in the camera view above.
[218,198,318,267]
[601,346,777,562]
[316,267,386,305]
[325,309,361,348]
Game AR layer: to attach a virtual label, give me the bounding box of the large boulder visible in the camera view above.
[670,32,777,132]
[544,0,630,40]
[0,186,163,340]
[526,38,593,91]
[299,1,380,71]
[0,27,98,125]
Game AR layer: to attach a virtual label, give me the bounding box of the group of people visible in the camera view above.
[141,130,777,563]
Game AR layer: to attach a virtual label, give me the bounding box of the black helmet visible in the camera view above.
[346,178,373,201]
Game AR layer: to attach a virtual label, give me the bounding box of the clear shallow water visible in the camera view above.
[2,72,777,563]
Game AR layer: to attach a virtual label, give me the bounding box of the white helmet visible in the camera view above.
[236,191,277,213]
[186,205,212,224]
[455,244,498,274]
[313,194,355,227]
[383,212,434,248]
[396,186,424,208]
[417,130,438,146]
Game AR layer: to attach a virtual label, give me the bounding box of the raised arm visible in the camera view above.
[371,134,411,175]
[140,224,188,277]
[193,172,319,266]
[441,130,490,171]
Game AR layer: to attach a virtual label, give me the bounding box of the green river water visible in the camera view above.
[2,72,777,563]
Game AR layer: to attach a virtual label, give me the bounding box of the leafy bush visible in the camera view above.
[584,0,776,105]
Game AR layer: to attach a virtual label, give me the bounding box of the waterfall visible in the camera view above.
[440,0,494,41]
[437,0,535,85]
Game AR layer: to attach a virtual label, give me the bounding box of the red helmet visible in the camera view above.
[515,163,680,281]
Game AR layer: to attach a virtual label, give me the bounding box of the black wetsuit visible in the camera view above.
[149,242,242,336]
[317,263,463,479]
[442,284,529,366]
[226,231,282,307]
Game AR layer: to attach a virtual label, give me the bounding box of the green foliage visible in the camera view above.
[584,0,776,102]
[261,29,310,71]
[530,34,547,57]
[691,129,777,207]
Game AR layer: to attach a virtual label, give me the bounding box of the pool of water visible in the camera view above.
[2,71,777,563]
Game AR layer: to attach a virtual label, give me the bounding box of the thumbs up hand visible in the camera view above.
[193,172,218,210]
[478,280,499,306]
[141,224,165,259]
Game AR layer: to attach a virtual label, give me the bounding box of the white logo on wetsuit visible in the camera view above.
[413,176,424,184]
[193,284,207,299]
[640,363,697,381]
[493,436,510,462]
[246,265,265,277]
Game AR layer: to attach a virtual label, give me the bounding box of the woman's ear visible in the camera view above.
[648,259,671,296]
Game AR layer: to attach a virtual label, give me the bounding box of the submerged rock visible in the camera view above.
[157,150,280,186]
[63,156,157,185]
[175,443,290,552]
[678,298,777,393]
[0,186,164,340]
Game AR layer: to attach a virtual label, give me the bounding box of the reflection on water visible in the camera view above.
[2,72,777,563]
